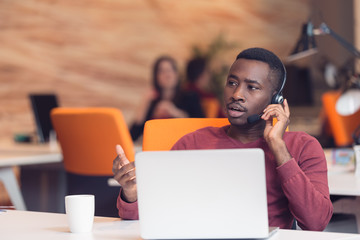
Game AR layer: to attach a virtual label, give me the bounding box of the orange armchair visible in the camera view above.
[142,118,230,151]
[51,107,134,176]
[201,98,222,118]
[51,107,134,217]
[322,91,360,147]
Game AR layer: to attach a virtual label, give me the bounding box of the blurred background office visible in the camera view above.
[0,0,360,230]
[2,0,357,142]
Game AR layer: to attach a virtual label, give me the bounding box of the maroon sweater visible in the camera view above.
[117,126,333,231]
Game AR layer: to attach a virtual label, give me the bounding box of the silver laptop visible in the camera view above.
[135,149,278,239]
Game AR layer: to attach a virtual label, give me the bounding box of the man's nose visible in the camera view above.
[232,86,245,102]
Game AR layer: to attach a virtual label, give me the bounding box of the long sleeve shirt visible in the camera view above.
[117,125,333,231]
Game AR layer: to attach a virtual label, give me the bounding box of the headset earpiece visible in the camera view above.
[271,94,284,104]
[271,62,287,104]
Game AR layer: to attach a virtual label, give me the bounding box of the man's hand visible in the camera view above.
[261,99,292,166]
[262,99,290,141]
[112,145,137,202]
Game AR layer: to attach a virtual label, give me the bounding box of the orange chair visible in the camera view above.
[201,98,222,118]
[51,107,134,175]
[51,107,134,216]
[322,91,360,147]
[142,118,230,151]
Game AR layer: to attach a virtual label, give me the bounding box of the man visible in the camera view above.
[113,48,333,230]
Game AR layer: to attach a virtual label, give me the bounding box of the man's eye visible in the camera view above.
[248,85,259,90]
[227,80,237,86]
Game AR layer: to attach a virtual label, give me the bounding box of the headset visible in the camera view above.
[271,62,287,104]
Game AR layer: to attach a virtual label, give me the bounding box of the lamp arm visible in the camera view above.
[316,23,360,58]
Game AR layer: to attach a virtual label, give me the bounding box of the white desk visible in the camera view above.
[0,142,62,210]
[328,173,360,196]
[0,210,359,240]
[325,148,360,233]
[325,148,360,196]
[328,171,360,233]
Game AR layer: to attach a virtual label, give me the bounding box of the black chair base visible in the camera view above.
[66,173,119,217]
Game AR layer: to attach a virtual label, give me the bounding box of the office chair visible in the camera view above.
[322,91,360,147]
[201,98,222,118]
[142,118,230,151]
[51,107,134,217]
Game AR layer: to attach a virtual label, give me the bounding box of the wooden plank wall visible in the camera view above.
[0,0,310,141]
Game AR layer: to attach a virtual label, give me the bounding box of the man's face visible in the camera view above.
[224,58,276,126]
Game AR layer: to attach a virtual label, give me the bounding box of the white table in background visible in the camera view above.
[325,148,360,233]
[327,164,360,233]
[0,210,359,240]
[0,142,62,210]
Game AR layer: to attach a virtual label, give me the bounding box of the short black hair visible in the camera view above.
[186,57,207,83]
[236,48,285,92]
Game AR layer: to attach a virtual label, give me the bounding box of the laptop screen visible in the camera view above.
[135,149,269,239]
[29,94,59,143]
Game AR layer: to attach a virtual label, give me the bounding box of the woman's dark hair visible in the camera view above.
[152,56,179,97]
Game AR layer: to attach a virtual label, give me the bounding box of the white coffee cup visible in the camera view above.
[65,194,95,233]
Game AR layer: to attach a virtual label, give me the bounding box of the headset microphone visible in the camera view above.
[247,114,263,124]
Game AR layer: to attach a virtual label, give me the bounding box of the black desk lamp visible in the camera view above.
[286,22,319,62]
[287,21,360,116]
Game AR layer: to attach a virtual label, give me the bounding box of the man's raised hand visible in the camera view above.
[112,144,137,202]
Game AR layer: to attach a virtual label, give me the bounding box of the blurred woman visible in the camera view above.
[130,56,204,141]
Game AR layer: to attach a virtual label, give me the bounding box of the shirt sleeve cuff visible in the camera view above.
[117,188,139,220]
[276,158,302,183]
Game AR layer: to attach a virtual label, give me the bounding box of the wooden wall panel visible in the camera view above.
[0,0,310,140]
